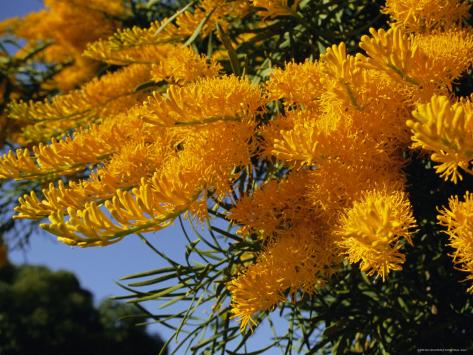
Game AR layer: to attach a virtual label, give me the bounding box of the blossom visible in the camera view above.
[358,27,426,86]
[150,46,221,83]
[336,189,417,281]
[383,0,470,32]
[8,0,127,89]
[9,64,151,143]
[438,192,473,293]
[407,95,473,183]
[265,60,324,108]
[84,0,250,64]
[141,75,262,127]
[413,28,473,88]
[320,42,365,109]
[252,0,300,18]
[229,171,315,237]
[228,227,337,331]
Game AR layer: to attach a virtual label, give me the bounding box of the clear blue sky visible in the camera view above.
[1,1,287,353]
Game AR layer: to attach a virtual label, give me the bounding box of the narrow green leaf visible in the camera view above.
[226,343,276,355]
[129,283,186,302]
[153,0,196,34]
[184,7,216,46]
[127,272,179,287]
[211,226,242,242]
[216,24,241,76]
[133,80,164,93]
[120,266,182,280]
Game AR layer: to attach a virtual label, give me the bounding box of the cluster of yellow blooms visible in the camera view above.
[1,0,129,91]
[1,0,473,331]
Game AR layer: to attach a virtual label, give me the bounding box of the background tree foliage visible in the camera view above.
[0,264,166,355]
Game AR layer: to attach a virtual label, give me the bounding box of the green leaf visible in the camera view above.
[184,6,216,46]
[130,283,187,302]
[216,24,242,76]
[133,80,165,93]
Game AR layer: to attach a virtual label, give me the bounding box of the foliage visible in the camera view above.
[0,264,166,355]
[0,0,473,353]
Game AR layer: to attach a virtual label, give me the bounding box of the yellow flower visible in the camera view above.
[141,75,261,127]
[8,64,151,143]
[229,171,315,237]
[174,119,255,198]
[438,192,473,293]
[87,44,221,81]
[413,28,473,88]
[265,60,324,108]
[84,0,249,65]
[10,0,127,89]
[84,40,176,66]
[228,226,337,331]
[272,109,329,165]
[252,0,300,18]
[14,137,170,220]
[336,189,417,281]
[407,95,473,183]
[383,0,470,32]
[358,26,426,86]
[257,114,294,158]
[41,172,200,247]
[150,46,221,83]
[320,42,365,109]
[51,57,100,92]
[84,19,181,62]
[307,156,406,217]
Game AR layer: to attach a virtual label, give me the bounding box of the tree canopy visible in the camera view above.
[0,264,166,355]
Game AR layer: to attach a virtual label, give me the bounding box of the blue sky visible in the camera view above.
[1,1,288,353]
[1,1,42,17]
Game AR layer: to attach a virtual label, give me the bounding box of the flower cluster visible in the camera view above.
[0,0,129,91]
[438,192,473,293]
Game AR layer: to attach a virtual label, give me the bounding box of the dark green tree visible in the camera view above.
[0,264,166,355]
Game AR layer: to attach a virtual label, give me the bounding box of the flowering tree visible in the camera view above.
[0,0,473,353]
